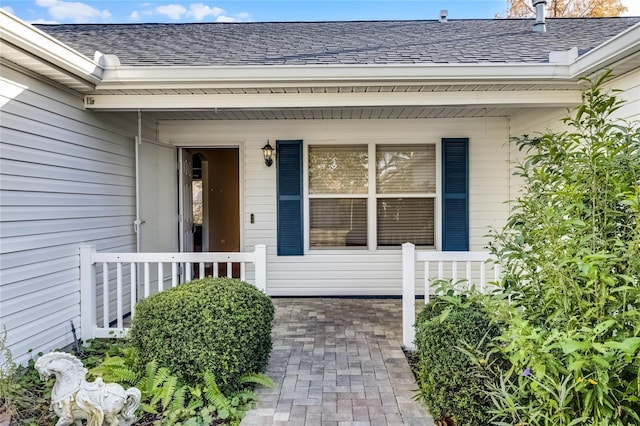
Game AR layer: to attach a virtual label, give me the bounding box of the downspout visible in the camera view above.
[532,0,547,33]
[134,109,143,252]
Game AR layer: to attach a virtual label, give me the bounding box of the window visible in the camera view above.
[307,143,436,249]
[308,145,368,248]
[376,144,436,247]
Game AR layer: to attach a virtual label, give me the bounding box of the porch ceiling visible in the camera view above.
[144,105,541,120]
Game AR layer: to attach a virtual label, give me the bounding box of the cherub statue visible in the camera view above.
[35,352,141,426]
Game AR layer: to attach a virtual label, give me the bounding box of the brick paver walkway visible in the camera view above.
[241,298,435,426]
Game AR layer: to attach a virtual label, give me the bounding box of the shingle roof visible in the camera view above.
[36,18,640,67]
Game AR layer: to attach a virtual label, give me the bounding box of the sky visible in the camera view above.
[1,0,639,24]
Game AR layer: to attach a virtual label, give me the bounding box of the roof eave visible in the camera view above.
[570,22,640,77]
[0,10,103,89]
[97,63,577,90]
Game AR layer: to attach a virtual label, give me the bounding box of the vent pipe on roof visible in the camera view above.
[532,0,547,32]
[439,10,448,23]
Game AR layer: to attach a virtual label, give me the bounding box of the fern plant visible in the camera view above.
[89,350,275,424]
[89,355,139,386]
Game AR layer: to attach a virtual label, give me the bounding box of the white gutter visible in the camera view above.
[570,22,640,77]
[0,9,103,84]
[98,62,575,90]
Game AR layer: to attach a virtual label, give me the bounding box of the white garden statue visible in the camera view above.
[35,352,141,426]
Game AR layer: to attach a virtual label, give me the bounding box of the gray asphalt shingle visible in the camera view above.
[36,18,640,66]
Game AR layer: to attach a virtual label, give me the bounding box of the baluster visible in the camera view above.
[171,263,178,287]
[116,263,123,329]
[227,262,232,278]
[186,263,192,282]
[144,263,150,297]
[102,263,109,328]
[424,262,430,304]
[130,263,137,316]
[158,263,164,292]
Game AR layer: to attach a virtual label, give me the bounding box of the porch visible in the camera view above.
[78,244,498,346]
[78,245,499,424]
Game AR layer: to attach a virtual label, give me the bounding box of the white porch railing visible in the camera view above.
[79,244,267,342]
[401,242,500,350]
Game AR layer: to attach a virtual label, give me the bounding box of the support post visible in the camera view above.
[79,245,97,344]
[402,242,416,350]
[254,244,267,293]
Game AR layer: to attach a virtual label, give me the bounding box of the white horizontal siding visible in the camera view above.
[508,71,640,201]
[605,70,640,121]
[0,66,141,365]
[160,117,510,296]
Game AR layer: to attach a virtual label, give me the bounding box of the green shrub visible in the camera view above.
[129,278,274,393]
[486,71,640,424]
[414,295,502,426]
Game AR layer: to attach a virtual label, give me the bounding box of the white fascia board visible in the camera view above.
[84,89,582,110]
[97,63,573,90]
[570,23,640,77]
[0,10,102,84]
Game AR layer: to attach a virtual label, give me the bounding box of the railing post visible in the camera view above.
[254,244,267,293]
[402,242,416,350]
[79,245,97,344]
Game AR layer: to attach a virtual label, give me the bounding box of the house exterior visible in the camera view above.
[1,10,639,364]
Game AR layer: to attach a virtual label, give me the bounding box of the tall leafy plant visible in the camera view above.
[487,71,640,424]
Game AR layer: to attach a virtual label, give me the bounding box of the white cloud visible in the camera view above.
[156,4,187,20]
[27,18,61,24]
[188,3,224,21]
[621,0,640,16]
[215,15,236,22]
[1,6,15,15]
[35,0,111,23]
[129,10,141,21]
[234,12,252,21]
[215,12,252,22]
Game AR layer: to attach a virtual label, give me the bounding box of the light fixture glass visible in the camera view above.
[262,141,274,167]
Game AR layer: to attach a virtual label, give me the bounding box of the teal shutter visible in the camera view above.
[442,138,469,251]
[276,140,303,256]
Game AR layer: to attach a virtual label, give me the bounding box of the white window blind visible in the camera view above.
[376,144,436,247]
[376,144,436,194]
[377,198,435,246]
[309,145,368,248]
[309,199,367,248]
[309,145,368,194]
[307,143,436,249]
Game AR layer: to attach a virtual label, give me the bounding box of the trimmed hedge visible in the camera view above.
[129,277,274,393]
[414,298,500,426]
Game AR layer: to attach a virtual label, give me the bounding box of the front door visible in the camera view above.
[184,148,240,277]
[179,149,194,253]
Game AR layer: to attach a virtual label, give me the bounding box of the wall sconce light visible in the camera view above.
[262,141,274,167]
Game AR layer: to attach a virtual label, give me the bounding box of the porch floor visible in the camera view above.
[241,298,435,426]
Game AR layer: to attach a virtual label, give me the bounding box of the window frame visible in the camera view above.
[303,140,441,252]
